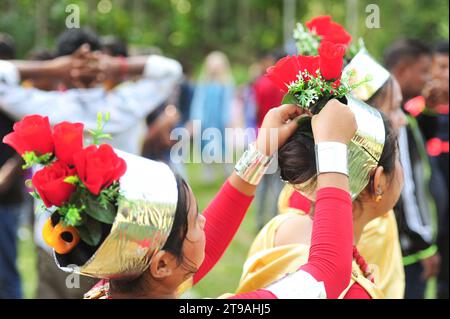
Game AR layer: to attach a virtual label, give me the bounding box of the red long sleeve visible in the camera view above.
[343,284,372,299]
[229,187,352,299]
[299,187,353,298]
[193,180,254,284]
[289,189,370,298]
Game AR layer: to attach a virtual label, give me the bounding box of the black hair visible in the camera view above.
[279,112,398,196]
[28,49,54,61]
[434,40,449,54]
[366,76,397,111]
[0,33,15,59]
[101,35,128,57]
[109,174,197,295]
[56,28,101,57]
[383,38,431,71]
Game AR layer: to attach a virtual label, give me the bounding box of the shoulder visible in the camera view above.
[274,213,312,247]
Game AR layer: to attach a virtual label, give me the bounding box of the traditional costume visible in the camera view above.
[235,19,399,298]
[3,110,355,299]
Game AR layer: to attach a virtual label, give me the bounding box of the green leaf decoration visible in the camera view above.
[22,151,53,169]
[64,175,80,185]
[77,217,102,246]
[63,207,83,226]
[90,112,112,145]
[85,194,116,224]
[282,93,299,106]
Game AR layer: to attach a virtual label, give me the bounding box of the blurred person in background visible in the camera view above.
[142,59,194,180]
[23,50,56,91]
[417,40,449,299]
[0,33,24,299]
[100,35,128,91]
[252,50,285,230]
[189,51,234,184]
[0,28,183,298]
[384,39,441,299]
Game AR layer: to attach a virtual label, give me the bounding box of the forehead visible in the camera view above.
[185,186,198,222]
[433,54,449,64]
[416,55,432,67]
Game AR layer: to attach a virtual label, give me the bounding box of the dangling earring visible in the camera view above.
[375,187,383,202]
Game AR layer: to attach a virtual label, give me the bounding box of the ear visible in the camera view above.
[372,166,385,198]
[148,250,175,279]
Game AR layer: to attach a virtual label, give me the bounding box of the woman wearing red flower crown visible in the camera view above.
[3,96,357,298]
[235,35,405,298]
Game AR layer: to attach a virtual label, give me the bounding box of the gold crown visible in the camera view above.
[54,150,178,279]
[344,49,391,101]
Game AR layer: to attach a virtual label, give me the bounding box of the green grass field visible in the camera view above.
[17,162,436,299]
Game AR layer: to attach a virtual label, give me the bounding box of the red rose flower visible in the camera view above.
[306,15,352,46]
[32,161,76,208]
[322,22,352,46]
[306,15,332,35]
[266,55,321,92]
[266,55,301,93]
[73,144,127,195]
[318,40,347,80]
[297,55,320,80]
[53,122,84,166]
[2,115,53,156]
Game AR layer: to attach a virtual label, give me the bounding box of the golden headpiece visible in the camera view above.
[55,150,178,279]
[343,49,391,101]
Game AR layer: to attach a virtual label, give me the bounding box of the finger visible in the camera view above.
[277,104,303,122]
[284,114,308,129]
[74,43,91,58]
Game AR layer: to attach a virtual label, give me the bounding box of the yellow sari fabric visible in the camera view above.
[235,211,383,298]
[357,210,405,298]
[258,184,404,298]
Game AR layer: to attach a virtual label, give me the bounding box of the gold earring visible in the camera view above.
[375,188,383,202]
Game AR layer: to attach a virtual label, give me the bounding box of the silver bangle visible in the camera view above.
[315,142,349,176]
[235,143,273,185]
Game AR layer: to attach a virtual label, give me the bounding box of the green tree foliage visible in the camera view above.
[0,0,448,80]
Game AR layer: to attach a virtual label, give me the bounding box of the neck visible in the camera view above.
[352,208,373,245]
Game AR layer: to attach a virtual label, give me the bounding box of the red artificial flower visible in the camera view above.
[2,115,53,156]
[322,22,352,46]
[306,15,352,46]
[297,55,320,80]
[266,55,302,93]
[73,144,127,195]
[318,40,347,80]
[53,122,84,166]
[32,161,76,208]
[306,15,332,35]
[266,55,320,92]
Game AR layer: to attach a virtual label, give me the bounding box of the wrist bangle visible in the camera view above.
[235,143,273,185]
[315,142,348,176]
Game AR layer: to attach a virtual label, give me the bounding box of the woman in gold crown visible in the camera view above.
[2,99,359,299]
[82,101,358,299]
[236,51,406,299]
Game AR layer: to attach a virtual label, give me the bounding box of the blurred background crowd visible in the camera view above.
[0,0,448,299]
